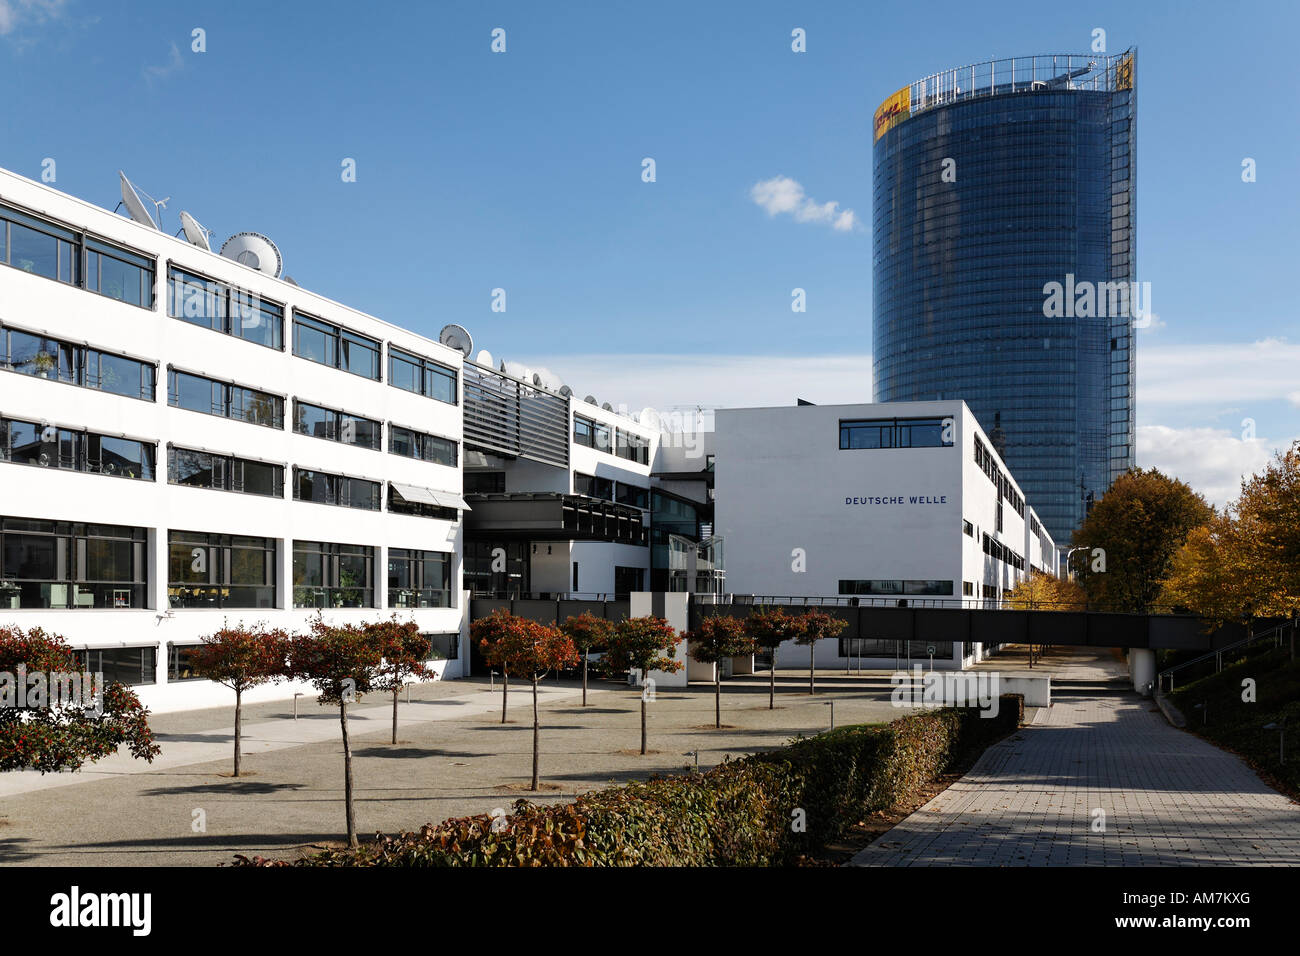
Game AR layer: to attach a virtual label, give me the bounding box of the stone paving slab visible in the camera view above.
[851,688,1300,867]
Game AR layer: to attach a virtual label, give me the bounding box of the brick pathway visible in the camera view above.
[852,687,1300,867]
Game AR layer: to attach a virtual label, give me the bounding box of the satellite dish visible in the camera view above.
[439,324,474,358]
[220,232,283,278]
[501,360,532,381]
[601,402,613,412]
[559,385,573,397]
[638,407,659,427]
[584,395,598,405]
[474,349,494,368]
[178,211,212,251]
[119,171,165,230]
[283,276,299,286]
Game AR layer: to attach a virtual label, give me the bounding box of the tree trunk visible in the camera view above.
[391,688,399,745]
[582,654,589,706]
[640,696,647,755]
[769,654,776,709]
[233,687,243,777]
[809,643,816,695]
[531,675,540,791]
[340,699,357,848]
[500,668,508,724]
[715,672,722,728]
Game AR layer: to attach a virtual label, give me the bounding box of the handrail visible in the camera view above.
[1156,620,1292,694]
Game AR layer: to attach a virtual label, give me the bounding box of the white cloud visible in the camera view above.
[143,41,184,83]
[0,0,66,36]
[1137,424,1293,509]
[750,176,858,232]
[1138,338,1300,407]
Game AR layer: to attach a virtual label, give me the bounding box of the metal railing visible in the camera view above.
[1156,620,1294,695]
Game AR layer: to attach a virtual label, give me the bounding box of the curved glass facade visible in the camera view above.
[872,52,1136,545]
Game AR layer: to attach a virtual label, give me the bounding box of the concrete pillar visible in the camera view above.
[1129,647,1155,696]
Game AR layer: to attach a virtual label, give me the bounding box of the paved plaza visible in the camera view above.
[852,652,1300,866]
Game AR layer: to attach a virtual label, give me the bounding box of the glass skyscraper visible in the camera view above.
[872,52,1137,545]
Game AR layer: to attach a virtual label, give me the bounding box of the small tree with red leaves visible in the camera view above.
[559,611,614,706]
[189,624,291,777]
[605,616,683,755]
[793,610,848,695]
[287,617,386,848]
[479,614,579,790]
[686,615,755,729]
[0,625,160,774]
[745,607,803,709]
[365,617,435,745]
[473,609,523,724]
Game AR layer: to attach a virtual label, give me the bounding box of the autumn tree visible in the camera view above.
[1007,571,1087,611]
[793,610,847,695]
[559,611,614,706]
[686,615,755,728]
[366,617,435,745]
[287,618,385,848]
[604,616,683,755]
[472,610,523,724]
[480,615,579,790]
[1071,467,1214,613]
[0,626,161,773]
[189,624,291,776]
[746,606,802,709]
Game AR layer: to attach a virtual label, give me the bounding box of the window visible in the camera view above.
[573,416,594,447]
[168,446,284,498]
[293,468,381,510]
[1,325,155,401]
[840,417,953,450]
[388,347,456,402]
[981,533,1025,571]
[963,519,974,537]
[593,422,611,453]
[614,566,644,598]
[293,540,375,608]
[168,266,284,349]
[389,425,457,466]
[74,645,157,686]
[388,548,453,608]
[838,579,954,596]
[85,239,154,307]
[1,517,147,609]
[167,643,205,682]
[2,417,155,480]
[293,400,381,450]
[574,473,613,500]
[616,429,650,465]
[1,204,78,286]
[168,369,283,428]
[963,581,974,596]
[168,531,276,609]
[424,633,459,661]
[464,471,505,493]
[387,483,458,520]
[615,482,648,509]
[292,312,380,379]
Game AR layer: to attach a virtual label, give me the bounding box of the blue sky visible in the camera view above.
[2,0,1297,505]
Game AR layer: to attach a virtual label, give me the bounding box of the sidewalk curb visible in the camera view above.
[1153,691,1187,729]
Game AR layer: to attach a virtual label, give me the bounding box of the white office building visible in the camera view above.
[713,401,1058,670]
[0,167,469,711]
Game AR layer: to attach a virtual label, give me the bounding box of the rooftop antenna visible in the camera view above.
[118,171,168,230]
[178,210,212,251]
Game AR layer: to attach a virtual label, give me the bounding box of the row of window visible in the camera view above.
[2,204,155,307]
[77,631,460,688]
[837,579,955,596]
[167,367,457,466]
[839,416,953,450]
[838,639,956,659]
[573,414,651,465]
[2,324,156,401]
[573,473,649,509]
[2,416,156,480]
[982,532,1025,572]
[973,435,1025,516]
[0,518,457,612]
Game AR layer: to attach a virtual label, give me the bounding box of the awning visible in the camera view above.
[391,482,472,512]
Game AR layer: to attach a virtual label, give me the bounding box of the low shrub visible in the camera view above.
[234,695,1022,867]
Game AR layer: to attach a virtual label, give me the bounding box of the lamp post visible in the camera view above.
[1263,719,1287,763]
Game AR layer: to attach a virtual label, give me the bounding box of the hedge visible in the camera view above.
[234,695,1022,867]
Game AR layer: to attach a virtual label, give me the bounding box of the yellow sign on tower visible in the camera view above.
[873,86,911,142]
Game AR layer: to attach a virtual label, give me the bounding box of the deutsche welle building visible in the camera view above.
[871,51,1137,545]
